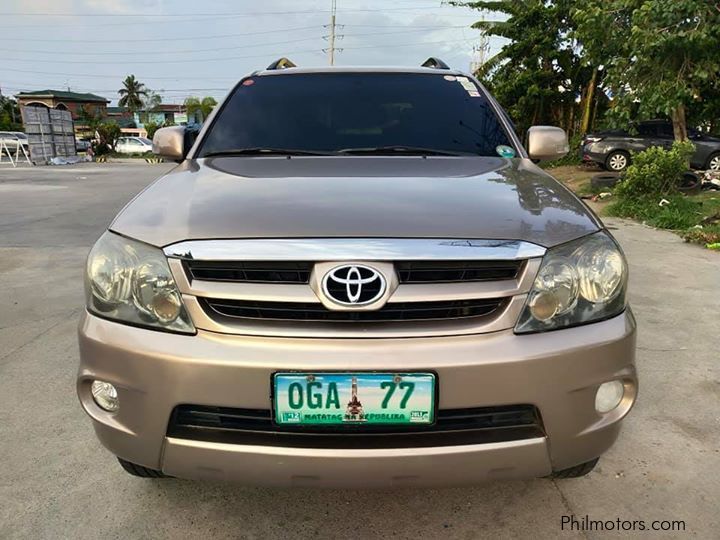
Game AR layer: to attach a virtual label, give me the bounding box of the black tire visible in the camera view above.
[678,171,700,194]
[549,457,599,479]
[706,152,720,172]
[118,457,168,478]
[590,173,620,190]
[605,150,630,172]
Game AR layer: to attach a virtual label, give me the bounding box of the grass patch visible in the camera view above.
[605,192,720,246]
[606,196,703,229]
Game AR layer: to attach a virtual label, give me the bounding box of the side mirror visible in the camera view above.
[527,126,569,161]
[152,126,187,161]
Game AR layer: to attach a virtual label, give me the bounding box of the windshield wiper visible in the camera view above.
[336,146,465,156]
[203,147,333,157]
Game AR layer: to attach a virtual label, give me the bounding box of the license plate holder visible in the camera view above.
[273,372,436,426]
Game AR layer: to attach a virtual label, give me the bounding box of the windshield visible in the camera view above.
[198,73,514,157]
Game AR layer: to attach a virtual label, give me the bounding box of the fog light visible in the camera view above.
[91,380,119,412]
[595,380,624,413]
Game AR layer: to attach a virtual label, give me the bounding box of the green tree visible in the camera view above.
[575,0,720,141]
[144,121,162,140]
[76,104,102,131]
[95,122,121,154]
[184,96,217,124]
[139,89,162,124]
[457,1,596,137]
[118,75,148,114]
[0,95,22,130]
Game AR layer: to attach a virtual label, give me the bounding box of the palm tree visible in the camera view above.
[184,96,217,124]
[118,75,148,114]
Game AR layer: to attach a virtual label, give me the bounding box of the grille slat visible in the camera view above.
[185,261,312,284]
[185,259,522,285]
[396,260,522,283]
[168,404,544,448]
[202,298,505,323]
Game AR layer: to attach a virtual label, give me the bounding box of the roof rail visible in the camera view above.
[421,57,450,70]
[266,57,297,70]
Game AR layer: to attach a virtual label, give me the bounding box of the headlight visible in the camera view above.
[85,232,195,334]
[515,231,627,333]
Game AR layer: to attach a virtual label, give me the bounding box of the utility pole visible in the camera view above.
[329,0,337,66]
[470,32,490,75]
[323,0,343,65]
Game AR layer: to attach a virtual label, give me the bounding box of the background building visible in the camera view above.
[14,90,109,121]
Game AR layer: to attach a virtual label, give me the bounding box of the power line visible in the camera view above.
[1,83,230,93]
[1,37,477,68]
[2,36,327,64]
[0,25,323,43]
[0,14,305,29]
[0,6,451,17]
[0,67,242,80]
[0,27,470,56]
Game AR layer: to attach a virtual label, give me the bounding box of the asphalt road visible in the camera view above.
[0,162,718,539]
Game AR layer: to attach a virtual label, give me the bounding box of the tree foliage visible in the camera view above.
[94,122,121,154]
[0,96,22,130]
[459,0,599,137]
[184,96,217,124]
[460,0,720,141]
[575,0,720,140]
[118,75,148,113]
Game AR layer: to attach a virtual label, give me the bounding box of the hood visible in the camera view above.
[110,156,601,249]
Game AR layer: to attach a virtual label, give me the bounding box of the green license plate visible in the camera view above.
[273,372,436,426]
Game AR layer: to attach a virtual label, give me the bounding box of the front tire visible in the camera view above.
[706,152,720,171]
[549,457,599,479]
[118,457,168,478]
[606,151,630,172]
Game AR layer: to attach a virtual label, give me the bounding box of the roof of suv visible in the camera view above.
[255,66,469,77]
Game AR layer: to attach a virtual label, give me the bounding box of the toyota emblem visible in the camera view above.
[322,264,386,306]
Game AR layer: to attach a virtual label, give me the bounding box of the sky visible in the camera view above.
[0,0,505,106]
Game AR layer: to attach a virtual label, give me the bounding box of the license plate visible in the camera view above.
[273,373,436,426]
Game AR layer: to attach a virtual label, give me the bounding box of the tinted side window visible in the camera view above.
[637,124,657,137]
[656,123,674,139]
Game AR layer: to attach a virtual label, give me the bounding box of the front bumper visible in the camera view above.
[77,310,637,487]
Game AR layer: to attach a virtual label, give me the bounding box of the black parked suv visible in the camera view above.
[581,119,720,172]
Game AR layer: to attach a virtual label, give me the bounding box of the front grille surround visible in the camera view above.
[167,241,542,337]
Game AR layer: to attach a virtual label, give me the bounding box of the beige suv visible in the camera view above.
[78,58,637,487]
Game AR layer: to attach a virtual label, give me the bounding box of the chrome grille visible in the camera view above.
[165,238,544,338]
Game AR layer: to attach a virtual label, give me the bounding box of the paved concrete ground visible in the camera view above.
[0,162,718,539]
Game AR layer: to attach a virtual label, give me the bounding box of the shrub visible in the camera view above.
[95,122,121,152]
[144,121,161,140]
[614,141,694,199]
